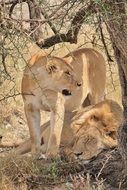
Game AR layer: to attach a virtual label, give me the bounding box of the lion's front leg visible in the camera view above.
[46,92,65,158]
[24,103,41,156]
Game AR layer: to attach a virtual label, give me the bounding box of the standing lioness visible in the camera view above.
[22,48,106,157]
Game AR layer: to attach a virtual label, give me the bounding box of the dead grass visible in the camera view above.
[0,154,42,190]
[0,153,106,190]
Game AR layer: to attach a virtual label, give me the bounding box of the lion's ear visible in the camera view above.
[63,56,73,65]
[46,59,59,74]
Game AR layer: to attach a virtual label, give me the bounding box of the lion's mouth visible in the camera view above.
[62,89,72,96]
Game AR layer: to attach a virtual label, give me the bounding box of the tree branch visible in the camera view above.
[8,0,43,42]
[98,15,113,62]
[37,2,95,49]
[41,0,78,35]
[0,92,35,102]
[66,2,94,43]
[102,0,127,59]
[48,0,71,18]
[0,0,21,5]
[37,33,70,48]
[41,9,57,35]
[9,0,26,17]
[27,0,43,42]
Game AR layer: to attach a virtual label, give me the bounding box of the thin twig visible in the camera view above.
[98,15,114,62]
[0,92,35,102]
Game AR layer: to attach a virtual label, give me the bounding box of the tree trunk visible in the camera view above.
[103,0,127,164]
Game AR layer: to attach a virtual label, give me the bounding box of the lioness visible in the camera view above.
[11,100,122,162]
[22,54,81,157]
[22,48,106,157]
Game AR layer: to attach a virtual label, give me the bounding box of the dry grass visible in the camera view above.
[0,153,105,190]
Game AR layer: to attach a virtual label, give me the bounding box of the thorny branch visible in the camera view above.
[37,2,95,48]
[1,1,96,48]
[2,0,76,43]
[0,93,35,102]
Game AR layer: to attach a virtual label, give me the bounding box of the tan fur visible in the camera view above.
[67,99,123,161]
[3,100,122,161]
[21,48,106,157]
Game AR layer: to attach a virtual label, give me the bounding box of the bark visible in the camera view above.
[103,0,127,164]
[105,0,127,59]
[109,42,127,166]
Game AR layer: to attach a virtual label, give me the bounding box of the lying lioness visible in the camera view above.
[7,99,122,161]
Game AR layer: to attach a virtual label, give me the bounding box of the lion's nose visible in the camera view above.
[74,152,83,157]
[77,82,82,87]
[62,89,72,96]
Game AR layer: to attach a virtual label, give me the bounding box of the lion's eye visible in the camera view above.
[91,115,99,121]
[65,70,71,75]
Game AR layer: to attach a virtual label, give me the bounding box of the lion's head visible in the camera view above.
[62,125,106,163]
[45,56,82,96]
[23,55,82,100]
[66,100,123,162]
[72,127,105,162]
